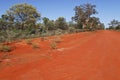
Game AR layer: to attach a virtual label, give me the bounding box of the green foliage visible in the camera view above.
[55,17,68,30]
[108,19,120,30]
[72,3,98,29]
[77,22,83,29]
[43,17,49,25]
[0,3,106,44]
[47,20,56,30]
[115,25,120,30]
[5,3,41,30]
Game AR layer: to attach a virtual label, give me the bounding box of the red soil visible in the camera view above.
[0,30,120,80]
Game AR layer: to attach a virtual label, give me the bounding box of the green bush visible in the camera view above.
[68,27,76,33]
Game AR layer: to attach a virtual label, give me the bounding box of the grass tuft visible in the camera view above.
[50,42,57,49]
[32,43,40,49]
[26,39,32,45]
[0,45,11,52]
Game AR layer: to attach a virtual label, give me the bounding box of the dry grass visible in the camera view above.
[32,43,40,49]
[0,45,11,52]
[50,41,57,49]
[25,39,32,45]
[41,37,48,41]
[52,36,62,43]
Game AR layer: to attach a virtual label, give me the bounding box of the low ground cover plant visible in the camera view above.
[0,44,11,52]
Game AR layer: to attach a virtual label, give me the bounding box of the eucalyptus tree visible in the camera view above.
[42,17,49,30]
[0,15,9,30]
[72,3,97,29]
[5,3,41,30]
[55,17,68,30]
[88,17,100,29]
[108,19,120,29]
[98,23,105,30]
[47,20,56,30]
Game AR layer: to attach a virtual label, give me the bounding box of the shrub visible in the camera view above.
[0,45,11,52]
[68,27,76,33]
[26,39,32,45]
[0,36,6,42]
[54,36,62,43]
[55,29,63,35]
[32,43,40,49]
[50,42,57,49]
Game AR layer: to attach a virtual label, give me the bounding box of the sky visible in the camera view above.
[0,0,120,28]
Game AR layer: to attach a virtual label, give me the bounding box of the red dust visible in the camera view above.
[0,30,120,80]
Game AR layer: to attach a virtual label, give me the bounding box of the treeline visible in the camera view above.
[0,3,105,42]
[108,19,120,30]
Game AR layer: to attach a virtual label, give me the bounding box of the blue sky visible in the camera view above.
[0,0,120,28]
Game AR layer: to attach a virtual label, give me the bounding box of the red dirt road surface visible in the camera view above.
[0,30,120,80]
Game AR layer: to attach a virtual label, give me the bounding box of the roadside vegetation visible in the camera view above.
[107,19,120,30]
[0,3,105,43]
[0,44,11,52]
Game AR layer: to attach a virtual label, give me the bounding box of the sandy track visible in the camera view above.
[0,30,120,80]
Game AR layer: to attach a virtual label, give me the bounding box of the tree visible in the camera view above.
[0,15,9,30]
[68,21,76,28]
[5,3,41,30]
[98,23,105,30]
[55,17,68,30]
[72,3,97,29]
[87,17,100,29]
[0,18,4,30]
[42,17,49,30]
[47,20,56,30]
[108,19,120,29]
[115,25,120,30]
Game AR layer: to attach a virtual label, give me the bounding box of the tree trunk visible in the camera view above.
[83,23,86,29]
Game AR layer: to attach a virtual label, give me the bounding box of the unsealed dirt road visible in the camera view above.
[0,30,120,80]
